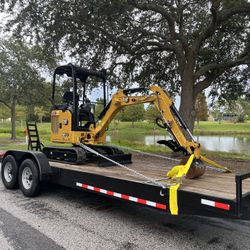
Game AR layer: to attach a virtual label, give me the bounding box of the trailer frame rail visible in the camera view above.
[50,166,250,220]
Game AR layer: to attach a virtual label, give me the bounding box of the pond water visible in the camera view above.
[107,134,250,155]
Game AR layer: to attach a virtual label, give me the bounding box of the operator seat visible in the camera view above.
[53,91,79,111]
[79,99,95,123]
[63,91,79,104]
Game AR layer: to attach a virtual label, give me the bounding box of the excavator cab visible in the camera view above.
[50,63,107,143]
[45,63,132,166]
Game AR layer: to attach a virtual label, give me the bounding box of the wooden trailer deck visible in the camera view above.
[50,154,250,200]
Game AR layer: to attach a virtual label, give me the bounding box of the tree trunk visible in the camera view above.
[197,118,200,127]
[179,68,196,133]
[132,120,134,128]
[10,98,16,140]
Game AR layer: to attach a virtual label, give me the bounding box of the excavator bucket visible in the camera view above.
[179,156,206,179]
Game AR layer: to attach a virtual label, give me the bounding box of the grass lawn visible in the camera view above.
[1,120,249,137]
[0,120,249,160]
[108,120,250,135]
[194,121,250,135]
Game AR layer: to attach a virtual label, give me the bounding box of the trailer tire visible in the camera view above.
[18,159,41,197]
[1,155,18,189]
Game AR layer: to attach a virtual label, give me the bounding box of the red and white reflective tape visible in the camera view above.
[0,151,5,159]
[76,182,167,211]
[201,198,230,211]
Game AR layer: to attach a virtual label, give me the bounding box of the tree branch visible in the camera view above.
[194,70,223,97]
[0,99,11,109]
[134,47,168,57]
[132,41,175,53]
[193,1,250,51]
[129,1,189,53]
[194,54,250,80]
[67,16,176,56]
[220,3,250,22]
[87,23,132,53]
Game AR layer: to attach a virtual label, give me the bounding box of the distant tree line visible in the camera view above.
[0,39,56,139]
[211,97,250,123]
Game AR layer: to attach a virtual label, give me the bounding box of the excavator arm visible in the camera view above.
[94,85,201,158]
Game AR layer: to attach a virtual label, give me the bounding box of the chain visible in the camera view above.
[79,143,169,188]
[205,165,225,172]
[108,144,226,173]
[111,144,179,162]
[80,143,224,192]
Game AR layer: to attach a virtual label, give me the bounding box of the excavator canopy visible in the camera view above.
[54,64,106,82]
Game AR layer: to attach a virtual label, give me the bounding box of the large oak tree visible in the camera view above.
[2,0,250,131]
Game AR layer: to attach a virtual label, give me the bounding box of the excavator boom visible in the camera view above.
[94,86,201,157]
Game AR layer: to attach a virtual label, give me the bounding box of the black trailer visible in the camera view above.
[1,150,250,220]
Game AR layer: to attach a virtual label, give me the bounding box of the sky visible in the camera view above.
[0,12,9,33]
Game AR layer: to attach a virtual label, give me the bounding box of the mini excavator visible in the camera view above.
[41,64,230,178]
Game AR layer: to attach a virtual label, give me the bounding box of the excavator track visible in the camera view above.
[42,146,86,164]
[42,145,132,166]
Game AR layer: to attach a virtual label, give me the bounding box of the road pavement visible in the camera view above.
[0,173,250,249]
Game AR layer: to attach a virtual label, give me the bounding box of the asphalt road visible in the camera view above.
[0,175,250,249]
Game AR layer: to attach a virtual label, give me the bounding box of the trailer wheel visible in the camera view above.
[1,155,18,189]
[18,159,41,197]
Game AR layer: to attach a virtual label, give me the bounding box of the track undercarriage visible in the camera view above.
[42,145,132,167]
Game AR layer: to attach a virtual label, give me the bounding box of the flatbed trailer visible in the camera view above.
[1,150,250,220]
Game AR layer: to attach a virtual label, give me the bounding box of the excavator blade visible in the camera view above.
[179,156,206,179]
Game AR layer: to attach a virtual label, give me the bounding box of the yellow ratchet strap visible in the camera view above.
[200,155,231,173]
[167,154,195,215]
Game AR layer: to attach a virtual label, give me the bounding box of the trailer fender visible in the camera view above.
[3,150,53,181]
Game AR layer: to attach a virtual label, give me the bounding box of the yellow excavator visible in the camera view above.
[41,64,229,178]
